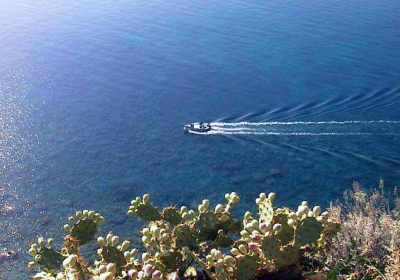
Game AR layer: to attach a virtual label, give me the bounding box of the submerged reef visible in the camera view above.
[27,191,340,280]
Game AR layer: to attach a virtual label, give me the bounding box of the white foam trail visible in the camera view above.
[188,131,399,136]
[210,127,259,131]
[212,120,400,127]
[187,120,400,136]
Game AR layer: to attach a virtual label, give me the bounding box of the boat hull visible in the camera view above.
[184,123,211,133]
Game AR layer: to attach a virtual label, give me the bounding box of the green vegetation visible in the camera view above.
[27,183,400,280]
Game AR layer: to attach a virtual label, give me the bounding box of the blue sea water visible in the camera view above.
[0,0,399,277]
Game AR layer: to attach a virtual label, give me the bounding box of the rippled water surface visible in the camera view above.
[0,0,399,277]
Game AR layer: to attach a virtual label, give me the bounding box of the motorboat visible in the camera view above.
[184,122,211,132]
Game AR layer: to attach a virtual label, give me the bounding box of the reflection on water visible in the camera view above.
[0,62,44,276]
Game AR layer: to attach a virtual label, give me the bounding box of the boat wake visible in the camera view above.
[187,120,400,136]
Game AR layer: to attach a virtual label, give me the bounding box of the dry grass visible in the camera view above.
[385,249,400,280]
[323,180,400,280]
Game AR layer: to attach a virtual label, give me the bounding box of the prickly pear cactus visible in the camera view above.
[215,234,234,248]
[194,211,218,239]
[255,193,335,273]
[173,225,198,250]
[233,255,259,280]
[160,251,183,272]
[215,212,238,233]
[96,233,129,275]
[162,207,182,225]
[257,193,274,223]
[39,247,64,270]
[27,191,340,280]
[128,194,162,221]
[273,212,294,246]
[63,210,103,245]
[138,204,162,221]
[194,211,237,241]
[295,217,323,247]
[274,244,299,268]
[28,237,64,271]
[100,246,126,268]
[261,233,280,260]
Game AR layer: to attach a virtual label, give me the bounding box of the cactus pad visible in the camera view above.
[173,225,198,250]
[161,251,183,272]
[258,198,273,223]
[274,244,299,267]
[136,204,162,221]
[273,213,294,246]
[215,234,234,247]
[233,255,258,280]
[261,235,280,260]
[194,211,218,239]
[100,245,127,274]
[215,213,238,233]
[38,247,64,271]
[162,207,182,225]
[295,217,323,247]
[71,219,97,245]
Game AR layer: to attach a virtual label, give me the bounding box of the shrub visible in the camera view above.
[322,180,400,280]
